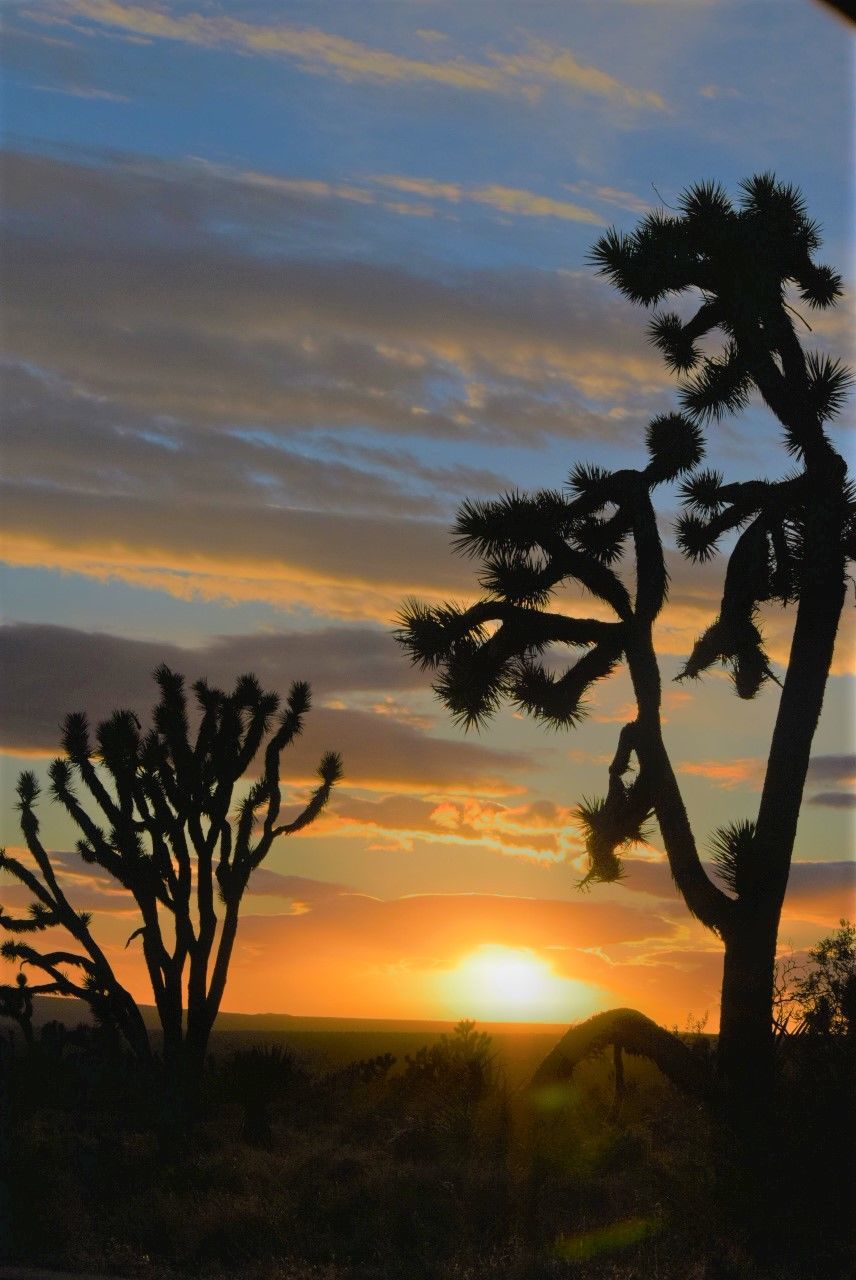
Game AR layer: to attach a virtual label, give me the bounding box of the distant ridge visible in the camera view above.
[25,994,568,1036]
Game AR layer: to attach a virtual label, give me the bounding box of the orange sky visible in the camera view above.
[1,0,854,1032]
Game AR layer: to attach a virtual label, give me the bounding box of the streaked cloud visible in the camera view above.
[677,757,765,790]
[490,38,666,111]
[0,621,423,751]
[617,856,856,928]
[806,754,856,782]
[807,791,856,809]
[215,165,604,226]
[3,152,663,436]
[563,179,653,216]
[698,84,741,100]
[33,81,131,101]
[321,794,581,862]
[0,624,531,796]
[370,174,603,225]
[41,2,666,112]
[805,754,856,808]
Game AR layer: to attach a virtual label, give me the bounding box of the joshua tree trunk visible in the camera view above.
[716,452,847,1117]
[717,912,779,1120]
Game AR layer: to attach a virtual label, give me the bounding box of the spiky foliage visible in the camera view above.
[399,180,851,1086]
[591,173,845,457]
[576,784,653,888]
[397,465,666,884]
[0,668,341,1075]
[531,1007,710,1100]
[644,413,705,482]
[709,820,757,897]
[398,476,637,717]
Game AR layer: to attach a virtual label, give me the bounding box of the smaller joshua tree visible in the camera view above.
[0,666,342,1083]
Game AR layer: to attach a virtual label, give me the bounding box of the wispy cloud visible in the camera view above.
[806,755,856,782]
[807,791,856,809]
[563,179,653,216]
[698,84,741,100]
[33,81,131,100]
[370,174,603,225]
[677,758,765,789]
[192,160,603,226]
[489,38,666,111]
[42,2,666,112]
[0,623,531,796]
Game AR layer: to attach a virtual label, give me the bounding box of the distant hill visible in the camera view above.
[26,994,567,1037]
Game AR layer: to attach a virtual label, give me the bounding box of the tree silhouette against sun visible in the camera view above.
[398,175,853,1123]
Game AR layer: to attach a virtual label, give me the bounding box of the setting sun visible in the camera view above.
[438,945,604,1023]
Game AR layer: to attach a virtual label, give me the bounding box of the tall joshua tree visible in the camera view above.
[0,666,342,1083]
[398,176,853,1118]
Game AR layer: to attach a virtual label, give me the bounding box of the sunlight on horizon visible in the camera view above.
[437,944,604,1023]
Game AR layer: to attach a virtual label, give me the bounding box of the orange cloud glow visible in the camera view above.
[677,758,765,789]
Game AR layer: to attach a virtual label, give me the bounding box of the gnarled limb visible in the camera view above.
[530,1008,711,1104]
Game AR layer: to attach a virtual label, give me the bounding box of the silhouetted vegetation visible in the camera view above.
[0,667,342,1092]
[397,176,853,1130]
[785,918,856,1039]
[2,1009,852,1278]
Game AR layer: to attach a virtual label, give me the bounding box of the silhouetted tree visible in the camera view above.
[787,919,856,1040]
[0,666,342,1086]
[0,972,35,1049]
[530,1008,711,1117]
[398,176,852,1122]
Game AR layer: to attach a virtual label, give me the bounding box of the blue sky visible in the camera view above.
[1,0,853,1022]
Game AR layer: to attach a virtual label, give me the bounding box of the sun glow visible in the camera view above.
[438,945,603,1023]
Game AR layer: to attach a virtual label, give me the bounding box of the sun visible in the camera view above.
[438,944,603,1023]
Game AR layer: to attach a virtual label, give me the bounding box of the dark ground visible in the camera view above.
[2,1005,853,1279]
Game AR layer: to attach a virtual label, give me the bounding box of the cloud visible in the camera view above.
[0,622,530,794]
[618,856,856,929]
[3,152,664,437]
[490,39,666,111]
[0,147,676,621]
[781,861,856,924]
[0,481,473,621]
[189,162,605,226]
[2,833,684,1022]
[806,754,856,782]
[0,622,424,747]
[41,3,666,112]
[8,844,848,1026]
[241,869,354,905]
[3,149,852,650]
[698,84,741,100]
[807,792,856,809]
[370,174,603,225]
[320,793,583,862]
[677,757,765,790]
[170,890,682,1019]
[33,81,131,101]
[563,180,653,216]
[678,753,856,801]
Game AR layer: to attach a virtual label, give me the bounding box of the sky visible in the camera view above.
[1,0,854,1029]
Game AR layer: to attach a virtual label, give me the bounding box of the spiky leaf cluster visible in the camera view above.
[644,413,705,483]
[591,174,847,453]
[397,472,659,732]
[709,820,757,897]
[678,515,777,698]
[577,777,653,889]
